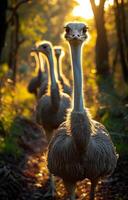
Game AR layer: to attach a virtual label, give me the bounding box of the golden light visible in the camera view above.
[73,0,93,19]
[73,0,114,19]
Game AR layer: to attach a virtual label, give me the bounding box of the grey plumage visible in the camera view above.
[48,111,117,181]
[38,60,48,98]
[58,76,72,96]
[27,68,42,97]
[36,85,70,141]
[38,78,48,98]
[54,47,72,96]
[48,23,118,200]
[35,41,71,142]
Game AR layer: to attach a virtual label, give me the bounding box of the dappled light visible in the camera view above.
[73,0,114,19]
[73,0,94,19]
[0,0,128,199]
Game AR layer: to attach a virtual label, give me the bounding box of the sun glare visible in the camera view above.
[73,0,114,19]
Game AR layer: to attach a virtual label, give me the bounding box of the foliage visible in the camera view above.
[0,69,35,156]
[0,0,128,156]
[0,135,22,157]
[6,0,77,63]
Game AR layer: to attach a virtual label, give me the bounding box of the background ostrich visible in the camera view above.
[48,23,118,200]
[27,51,47,98]
[35,41,71,142]
[38,58,48,98]
[54,47,72,96]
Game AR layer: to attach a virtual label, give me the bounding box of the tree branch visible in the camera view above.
[99,0,106,10]
[90,0,106,18]
[7,0,31,25]
[90,0,97,15]
[14,0,31,11]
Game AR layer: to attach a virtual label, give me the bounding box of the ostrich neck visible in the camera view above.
[47,52,60,111]
[56,56,62,81]
[44,60,48,73]
[48,52,57,89]
[38,53,42,78]
[70,43,84,112]
[34,53,39,72]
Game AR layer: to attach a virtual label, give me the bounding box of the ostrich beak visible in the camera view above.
[31,47,37,52]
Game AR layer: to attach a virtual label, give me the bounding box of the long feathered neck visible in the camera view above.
[47,51,57,89]
[56,55,62,81]
[39,53,48,74]
[37,53,43,80]
[47,51,60,111]
[44,60,48,73]
[70,43,84,112]
[68,41,92,154]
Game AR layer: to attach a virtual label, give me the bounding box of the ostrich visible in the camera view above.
[38,58,48,98]
[48,23,118,200]
[54,47,72,96]
[27,51,47,98]
[35,41,71,142]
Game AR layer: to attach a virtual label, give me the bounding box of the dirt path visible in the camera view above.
[0,152,127,200]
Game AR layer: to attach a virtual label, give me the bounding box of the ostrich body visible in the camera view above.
[48,23,118,200]
[54,47,72,96]
[35,42,71,142]
[27,52,47,98]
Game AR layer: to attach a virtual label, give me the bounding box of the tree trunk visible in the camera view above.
[8,0,29,85]
[90,0,110,77]
[8,12,19,85]
[95,17,109,75]
[90,0,114,94]
[0,0,8,63]
[12,12,19,85]
[114,0,128,83]
[120,0,128,47]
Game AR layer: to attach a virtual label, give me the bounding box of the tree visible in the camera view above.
[19,0,76,45]
[3,0,76,84]
[7,0,31,84]
[17,0,76,76]
[114,0,128,84]
[0,0,8,63]
[90,0,110,77]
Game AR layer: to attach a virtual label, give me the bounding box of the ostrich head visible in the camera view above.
[64,22,88,44]
[36,41,52,57]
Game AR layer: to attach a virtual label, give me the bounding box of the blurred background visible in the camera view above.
[0,0,128,199]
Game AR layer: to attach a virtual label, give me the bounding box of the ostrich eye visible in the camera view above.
[83,27,87,34]
[43,45,47,49]
[65,27,70,34]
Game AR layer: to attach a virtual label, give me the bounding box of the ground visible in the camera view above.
[0,149,127,200]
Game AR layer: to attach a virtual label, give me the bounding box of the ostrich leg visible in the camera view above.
[64,182,76,200]
[44,174,56,198]
[90,180,98,200]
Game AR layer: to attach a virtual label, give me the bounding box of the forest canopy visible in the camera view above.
[0,0,128,158]
[0,1,128,200]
